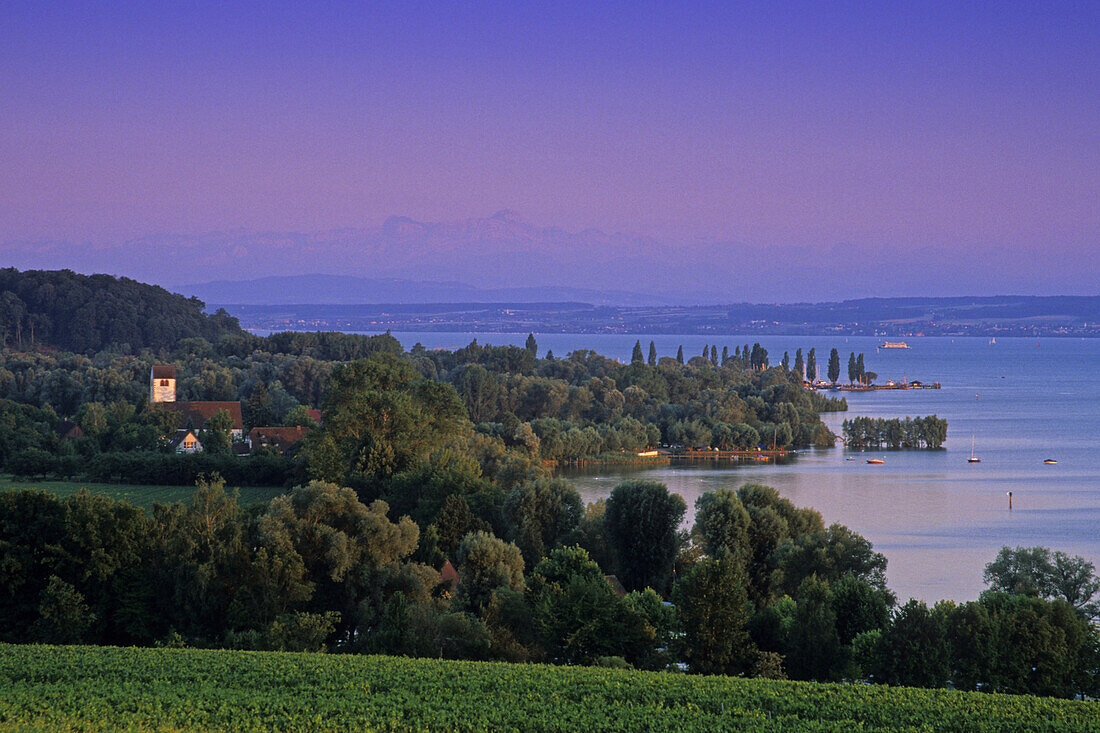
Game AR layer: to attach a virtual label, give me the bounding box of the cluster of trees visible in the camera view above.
[0,268,243,352]
[841,416,949,449]
[857,593,1099,697]
[416,340,842,456]
[823,348,878,386]
[4,477,1095,698]
[0,328,848,479]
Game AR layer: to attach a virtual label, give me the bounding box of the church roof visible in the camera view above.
[151,365,177,379]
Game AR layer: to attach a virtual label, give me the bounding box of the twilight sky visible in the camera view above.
[1,1,1097,301]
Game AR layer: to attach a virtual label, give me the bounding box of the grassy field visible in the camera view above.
[0,476,286,508]
[1,644,1097,732]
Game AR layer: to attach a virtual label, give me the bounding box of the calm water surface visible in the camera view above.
[387,332,1098,603]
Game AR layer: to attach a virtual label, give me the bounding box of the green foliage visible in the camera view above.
[307,354,471,484]
[503,478,583,566]
[672,550,753,675]
[842,415,949,449]
[0,267,244,352]
[984,546,1100,621]
[4,645,1099,732]
[456,531,525,613]
[524,547,656,666]
[603,480,686,593]
[693,488,750,563]
[31,576,96,644]
[771,523,891,599]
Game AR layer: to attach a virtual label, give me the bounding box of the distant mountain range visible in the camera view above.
[179,274,671,307]
[6,210,1095,302]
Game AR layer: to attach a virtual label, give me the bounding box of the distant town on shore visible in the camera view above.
[216,295,1100,338]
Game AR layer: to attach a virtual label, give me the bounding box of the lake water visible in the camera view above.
[387,332,1099,604]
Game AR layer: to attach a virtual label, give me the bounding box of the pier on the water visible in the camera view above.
[671,448,791,461]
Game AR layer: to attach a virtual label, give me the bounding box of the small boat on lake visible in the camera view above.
[880,341,911,349]
[845,457,856,461]
[967,436,981,463]
[866,458,885,464]
[1044,459,1058,465]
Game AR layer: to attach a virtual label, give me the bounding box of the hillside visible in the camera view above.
[2,644,1097,732]
[0,268,244,353]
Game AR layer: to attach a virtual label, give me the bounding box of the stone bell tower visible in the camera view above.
[150,365,177,403]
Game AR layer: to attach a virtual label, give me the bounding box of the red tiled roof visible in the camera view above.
[604,575,627,598]
[56,419,84,440]
[151,365,177,379]
[248,426,309,453]
[440,560,460,589]
[159,401,243,430]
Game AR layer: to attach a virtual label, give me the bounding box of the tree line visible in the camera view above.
[0,331,847,486]
[0,268,244,352]
[2,479,1096,698]
[842,416,949,449]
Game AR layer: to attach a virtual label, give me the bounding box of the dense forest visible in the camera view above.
[0,268,244,352]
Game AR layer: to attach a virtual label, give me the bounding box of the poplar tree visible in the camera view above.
[847,352,857,384]
[676,345,684,364]
[794,348,804,379]
[631,340,644,365]
[828,348,841,384]
[856,353,865,384]
[648,341,657,366]
[782,351,790,371]
[806,348,817,382]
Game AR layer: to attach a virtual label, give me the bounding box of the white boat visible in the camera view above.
[880,341,911,349]
[866,458,885,464]
[967,435,981,463]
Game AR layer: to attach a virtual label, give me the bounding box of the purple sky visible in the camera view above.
[1,2,1097,300]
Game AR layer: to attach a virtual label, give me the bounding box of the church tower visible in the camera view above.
[150,365,177,403]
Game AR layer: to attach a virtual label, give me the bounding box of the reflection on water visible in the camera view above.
[558,448,1098,604]
[379,332,1098,604]
[541,335,1099,605]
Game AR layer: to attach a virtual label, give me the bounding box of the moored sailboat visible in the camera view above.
[967,435,981,463]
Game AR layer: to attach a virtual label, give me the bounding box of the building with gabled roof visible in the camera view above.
[248,426,310,455]
[56,419,84,441]
[168,429,203,453]
[439,560,460,597]
[159,400,244,439]
[149,366,244,441]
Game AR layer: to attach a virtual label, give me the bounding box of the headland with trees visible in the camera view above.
[2,268,1093,703]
